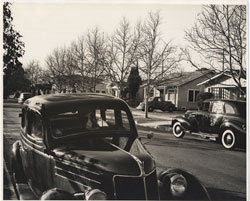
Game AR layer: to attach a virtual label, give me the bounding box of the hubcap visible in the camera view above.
[225,134,233,145]
[175,126,181,134]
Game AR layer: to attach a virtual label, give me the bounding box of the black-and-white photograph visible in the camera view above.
[3,0,247,200]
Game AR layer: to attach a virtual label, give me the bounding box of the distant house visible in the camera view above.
[138,69,215,110]
[197,72,246,100]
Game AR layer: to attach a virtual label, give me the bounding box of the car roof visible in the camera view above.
[23,93,127,115]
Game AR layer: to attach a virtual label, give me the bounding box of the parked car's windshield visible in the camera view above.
[49,105,132,138]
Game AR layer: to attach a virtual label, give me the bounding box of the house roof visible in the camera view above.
[197,72,246,87]
[158,69,213,87]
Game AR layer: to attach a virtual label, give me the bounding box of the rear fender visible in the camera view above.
[158,168,211,200]
[220,121,245,134]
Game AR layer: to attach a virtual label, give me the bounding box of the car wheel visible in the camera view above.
[221,129,236,150]
[172,122,185,138]
[148,106,154,112]
[168,107,174,112]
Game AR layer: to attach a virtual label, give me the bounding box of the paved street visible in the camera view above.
[3,102,246,200]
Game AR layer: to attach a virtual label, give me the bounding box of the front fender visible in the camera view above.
[11,141,22,172]
[171,117,194,131]
[158,168,211,200]
[40,188,76,200]
[11,140,27,183]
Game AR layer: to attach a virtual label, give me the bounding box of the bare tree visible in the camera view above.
[139,11,182,118]
[85,27,106,92]
[25,60,42,85]
[105,17,142,98]
[184,5,246,94]
[71,36,90,92]
[46,47,72,92]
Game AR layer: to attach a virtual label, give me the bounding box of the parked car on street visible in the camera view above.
[11,93,210,200]
[17,92,32,103]
[137,97,176,112]
[171,99,246,150]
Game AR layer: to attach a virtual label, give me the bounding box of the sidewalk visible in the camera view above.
[131,108,185,132]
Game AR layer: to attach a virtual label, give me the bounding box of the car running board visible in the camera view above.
[186,131,219,139]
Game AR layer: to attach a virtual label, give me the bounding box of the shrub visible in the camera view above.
[196,92,214,110]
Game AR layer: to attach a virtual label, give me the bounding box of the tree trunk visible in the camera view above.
[144,71,150,118]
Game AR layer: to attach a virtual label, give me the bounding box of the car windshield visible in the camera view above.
[49,105,132,138]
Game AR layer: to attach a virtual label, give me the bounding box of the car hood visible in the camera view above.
[53,140,154,176]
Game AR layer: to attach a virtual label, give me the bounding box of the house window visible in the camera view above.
[96,90,100,93]
[102,91,106,93]
[188,90,200,102]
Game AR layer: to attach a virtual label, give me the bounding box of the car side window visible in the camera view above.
[202,102,210,111]
[211,101,224,114]
[27,111,43,139]
[224,103,236,114]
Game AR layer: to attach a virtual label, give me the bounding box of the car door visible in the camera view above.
[154,97,162,109]
[191,101,209,133]
[28,111,54,196]
[208,101,225,133]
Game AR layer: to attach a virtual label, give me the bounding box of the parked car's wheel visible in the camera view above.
[168,107,174,112]
[221,129,236,150]
[148,106,154,112]
[172,122,185,138]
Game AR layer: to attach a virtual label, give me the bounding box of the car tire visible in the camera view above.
[148,106,154,112]
[221,129,236,150]
[172,122,185,138]
[168,107,174,112]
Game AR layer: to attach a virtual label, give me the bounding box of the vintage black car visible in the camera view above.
[172,99,246,150]
[11,93,210,200]
[137,97,176,112]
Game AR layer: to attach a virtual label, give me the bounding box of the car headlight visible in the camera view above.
[170,174,188,197]
[85,189,107,200]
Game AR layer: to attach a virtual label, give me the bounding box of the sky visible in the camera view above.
[9,1,205,71]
